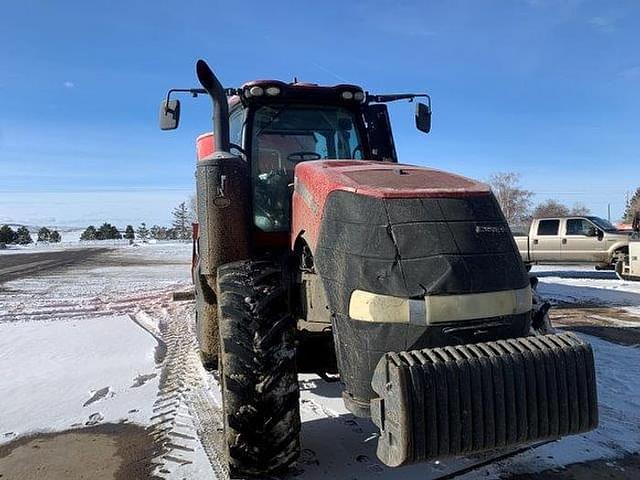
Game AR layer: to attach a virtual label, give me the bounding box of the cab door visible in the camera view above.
[531,219,563,262]
[562,218,603,262]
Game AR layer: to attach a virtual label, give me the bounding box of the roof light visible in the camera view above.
[341,91,354,100]
[265,86,281,96]
[354,91,365,102]
[248,86,264,97]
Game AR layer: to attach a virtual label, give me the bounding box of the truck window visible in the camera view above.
[566,218,593,236]
[537,219,560,236]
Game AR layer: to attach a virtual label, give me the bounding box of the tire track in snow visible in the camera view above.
[140,303,229,479]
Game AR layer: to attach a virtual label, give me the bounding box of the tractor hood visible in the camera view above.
[294,160,490,205]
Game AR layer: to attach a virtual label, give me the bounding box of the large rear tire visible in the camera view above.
[217,260,301,477]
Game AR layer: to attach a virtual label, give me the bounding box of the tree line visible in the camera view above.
[0,225,61,245]
[79,201,193,242]
[488,172,601,230]
[489,174,640,229]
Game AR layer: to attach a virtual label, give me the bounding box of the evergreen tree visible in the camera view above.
[15,226,33,245]
[124,225,135,240]
[136,222,150,241]
[97,222,121,240]
[37,227,52,242]
[150,225,168,240]
[49,230,62,243]
[172,202,191,240]
[624,188,640,222]
[111,225,122,239]
[0,225,17,244]
[165,227,177,240]
[80,225,98,241]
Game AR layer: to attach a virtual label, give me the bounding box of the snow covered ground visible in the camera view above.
[533,265,640,309]
[1,250,639,479]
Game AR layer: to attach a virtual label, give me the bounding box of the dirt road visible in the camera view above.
[0,248,109,284]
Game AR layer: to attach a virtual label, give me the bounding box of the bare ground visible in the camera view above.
[0,423,160,480]
[551,306,640,346]
[0,248,110,284]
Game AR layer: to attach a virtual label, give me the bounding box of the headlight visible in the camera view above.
[248,86,264,97]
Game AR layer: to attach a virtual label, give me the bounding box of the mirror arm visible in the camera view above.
[367,92,431,109]
[164,88,208,112]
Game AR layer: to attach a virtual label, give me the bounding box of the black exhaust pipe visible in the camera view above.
[193,60,250,278]
[196,59,230,153]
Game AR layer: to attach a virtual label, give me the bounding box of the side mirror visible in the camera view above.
[586,226,597,237]
[597,229,604,241]
[415,102,431,133]
[159,99,181,130]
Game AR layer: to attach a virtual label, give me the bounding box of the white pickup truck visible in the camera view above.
[514,216,630,269]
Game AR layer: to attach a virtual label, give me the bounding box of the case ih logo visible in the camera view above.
[476,225,508,234]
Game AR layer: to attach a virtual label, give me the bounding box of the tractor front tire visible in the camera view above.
[217,260,301,477]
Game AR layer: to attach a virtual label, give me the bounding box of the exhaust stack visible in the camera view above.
[196,59,230,153]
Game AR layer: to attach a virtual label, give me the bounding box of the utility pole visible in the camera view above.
[608,203,611,222]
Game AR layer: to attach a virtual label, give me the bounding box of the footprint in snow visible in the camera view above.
[85,412,104,426]
[130,373,157,388]
[83,386,111,407]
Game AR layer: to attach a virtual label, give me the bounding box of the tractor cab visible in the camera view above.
[160,67,431,250]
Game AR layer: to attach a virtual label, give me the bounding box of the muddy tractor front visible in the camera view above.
[292,160,599,466]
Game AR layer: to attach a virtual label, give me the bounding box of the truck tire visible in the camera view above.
[217,260,301,476]
[194,269,219,369]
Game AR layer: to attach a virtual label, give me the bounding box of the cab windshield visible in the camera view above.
[251,104,363,232]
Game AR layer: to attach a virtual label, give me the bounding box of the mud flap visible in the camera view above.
[370,332,598,467]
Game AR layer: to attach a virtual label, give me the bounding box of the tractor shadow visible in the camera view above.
[286,408,520,480]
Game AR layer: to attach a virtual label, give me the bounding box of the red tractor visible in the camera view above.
[160,60,598,477]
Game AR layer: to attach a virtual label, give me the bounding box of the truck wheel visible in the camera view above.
[217,260,301,476]
[194,269,219,369]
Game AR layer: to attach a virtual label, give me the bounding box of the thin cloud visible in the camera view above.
[589,16,616,32]
[63,81,75,88]
[619,65,640,79]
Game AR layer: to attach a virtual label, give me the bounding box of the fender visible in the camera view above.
[607,241,629,261]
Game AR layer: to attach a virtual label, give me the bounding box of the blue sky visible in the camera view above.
[1,0,638,227]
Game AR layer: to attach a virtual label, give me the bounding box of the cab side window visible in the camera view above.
[566,218,592,236]
[229,108,244,148]
[537,219,560,236]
